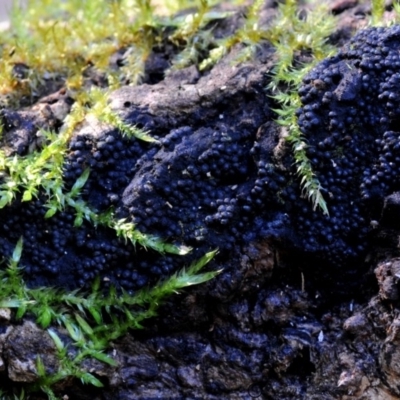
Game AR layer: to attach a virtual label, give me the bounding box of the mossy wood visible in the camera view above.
[0,0,398,398]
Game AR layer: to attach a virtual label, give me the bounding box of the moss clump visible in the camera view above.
[0,238,218,399]
[0,1,229,398]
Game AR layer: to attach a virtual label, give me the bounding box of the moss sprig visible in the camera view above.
[111,218,192,255]
[267,0,336,215]
[0,389,28,400]
[371,0,386,26]
[0,130,67,209]
[0,239,218,398]
[88,87,158,143]
[169,0,237,70]
[199,0,266,70]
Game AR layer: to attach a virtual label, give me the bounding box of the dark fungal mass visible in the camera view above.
[122,125,257,248]
[3,26,400,293]
[292,25,400,266]
[0,107,286,291]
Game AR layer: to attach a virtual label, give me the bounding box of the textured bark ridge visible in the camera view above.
[3,1,400,399]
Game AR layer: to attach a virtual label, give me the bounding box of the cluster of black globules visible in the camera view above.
[121,123,285,252]
[0,127,192,291]
[123,126,246,248]
[293,25,400,264]
[0,195,170,291]
[9,121,277,290]
[0,115,288,291]
[63,130,150,211]
[6,26,400,291]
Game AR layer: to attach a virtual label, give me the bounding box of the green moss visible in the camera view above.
[371,0,386,26]
[198,0,267,69]
[266,0,336,215]
[0,239,219,398]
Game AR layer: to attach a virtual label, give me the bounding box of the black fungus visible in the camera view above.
[3,26,400,292]
[292,25,400,265]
